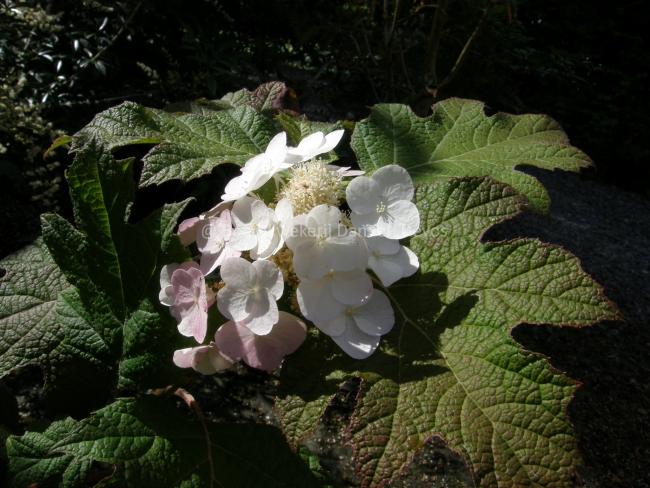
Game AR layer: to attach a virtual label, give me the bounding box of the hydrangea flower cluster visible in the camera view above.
[160,129,420,374]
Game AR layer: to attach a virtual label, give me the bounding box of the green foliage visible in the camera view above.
[6,395,319,487]
[351,98,592,212]
[0,141,191,402]
[276,177,617,486]
[74,102,278,187]
[2,91,619,486]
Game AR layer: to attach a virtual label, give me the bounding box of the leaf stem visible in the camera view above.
[175,388,219,488]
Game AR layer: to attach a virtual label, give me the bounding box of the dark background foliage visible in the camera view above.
[2,0,649,258]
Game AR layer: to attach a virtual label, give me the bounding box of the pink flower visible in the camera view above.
[170,266,209,342]
[173,343,233,375]
[214,312,307,372]
[159,261,201,306]
[176,201,234,246]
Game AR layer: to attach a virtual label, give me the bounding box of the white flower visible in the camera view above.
[366,236,419,286]
[229,197,283,260]
[285,204,368,280]
[286,129,345,164]
[346,165,420,240]
[326,164,365,177]
[173,343,233,375]
[221,132,292,201]
[318,290,395,359]
[296,269,373,324]
[217,257,284,335]
[196,209,241,275]
[274,198,294,240]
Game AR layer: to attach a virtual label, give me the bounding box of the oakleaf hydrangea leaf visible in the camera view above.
[275,112,340,146]
[6,396,320,487]
[73,101,277,187]
[0,240,70,374]
[351,98,592,212]
[2,142,192,396]
[220,81,290,111]
[276,177,618,487]
[0,240,114,407]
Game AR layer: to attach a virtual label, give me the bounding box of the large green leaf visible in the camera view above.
[1,142,191,396]
[73,101,277,187]
[350,98,592,212]
[276,177,618,487]
[0,239,115,408]
[6,396,321,487]
[0,240,70,374]
[220,81,290,112]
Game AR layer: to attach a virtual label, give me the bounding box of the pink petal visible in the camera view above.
[173,344,233,375]
[178,217,201,246]
[214,312,307,372]
[176,303,207,342]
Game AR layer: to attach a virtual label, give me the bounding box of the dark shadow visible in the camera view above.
[279,271,479,400]
[487,166,650,487]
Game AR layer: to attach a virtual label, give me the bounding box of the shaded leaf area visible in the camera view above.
[6,395,320,488]
[276,177,617,487]
[351,98,592,212]
[0,142,191,409]
[73,101,278,187]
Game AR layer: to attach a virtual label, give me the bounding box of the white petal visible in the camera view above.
[354,290,394,336]
[322,232,369,272]
[242,295,278,335]
[296,279,345,323]
[200,200,233,219]
[366,235,400,255]
[159,284,175,306]
[294,131,325,159]
[284,214,309,250]
[220,257,256,289]
[346,176,381,214]
[199,245,242,276]
[350,211,381,238]
[319,129,345,153]
[331,322,380,359]
[250,199,273,229]
[326,165,364,177]
[222,174,253,201]
[159,264,178,305]
[217,286,250,322]
[229,225,258,251]
[369,254,403,287]
[275,199,294,239]
[402,246,420,277]
[231,196,255,225]
[308,204,341,230]
[378,200,420,239]
[316,314,351,337]
[373,165,414,203]
[292,241,331,279]
[368,244,418,287]
[196,211,232,254]
[251,228,276,259]
[252,260,284,299]
[266,132,287,160]
[330,270,373,305]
